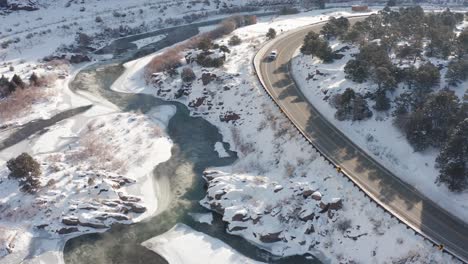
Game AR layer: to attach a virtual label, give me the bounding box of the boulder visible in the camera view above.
[302,189,313,198]
[70,54,91,64]
[123,202,147,213]
[259,231,282,243]
[79,221,107,229]
[311,191,322,201]
[228,226,247,232]
[62,217,79,226]
[273,185,283,193]
[57,227,79,234]
[201,72,216,85]
[209,202,224,214]
[232,211,248,221]
[305,224,315,235]
[118,192,141,202]
[219,112,240,123]
[299,210,315,222]
[329,198,343,210]
[214,190,226,200]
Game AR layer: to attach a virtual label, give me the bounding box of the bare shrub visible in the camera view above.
[0,86,49,121]
[181,67,196,82]
[284,162,295,177]
[145,49,183,79]
[145,15,255,81]
[68,131,128,174]
[228,35,242,46]
[337,219,352,233]
[34,73,57,87]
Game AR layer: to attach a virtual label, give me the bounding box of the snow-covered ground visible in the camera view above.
[142,223,263,264]
[114,8,460,263]
[291,18,468,223]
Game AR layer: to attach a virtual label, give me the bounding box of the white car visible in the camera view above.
[268,50,278,60]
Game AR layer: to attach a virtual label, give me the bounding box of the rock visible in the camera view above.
[201,72,216,85]
[102,199,121,207]
[209,202,224,214]
[302,189,313,198]
[259,232,282,243]
[305,224,315,235]
[123,202,147,213]
[35,224,48,229]
[118,192,141,202]
[273,185,283,193]
[70,54,91,64]
[329,198,343,210]
[228,226,247,232]
[188,96,206,108]
[219,112,240,123]
[299,210,315,222]
[311,191,322,201]
[232,211,248,221]
[57,227,79,234]
[95,213,129,221]
[62,217,79,226]
[79,221,108,229]
[319,202,330,214]
[214,190,226,200]
[203,170,220,181]
[8,2,39,11]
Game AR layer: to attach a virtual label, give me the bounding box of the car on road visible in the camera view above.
[268,50,278,60]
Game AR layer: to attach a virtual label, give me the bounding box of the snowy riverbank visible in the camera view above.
[117,8,460,263]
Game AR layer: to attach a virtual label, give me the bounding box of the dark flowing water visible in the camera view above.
[62,18,318,264]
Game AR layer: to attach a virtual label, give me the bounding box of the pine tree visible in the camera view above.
[436,119,468,191]
[11,74,25,88]
[374,89,391,111]
[29,72,39,86]
[266,28,276,40]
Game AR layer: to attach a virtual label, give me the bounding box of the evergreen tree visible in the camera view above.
[7,153,42,194]
[266,28,276,40]
[456,28,468,58]
[29,72,39,86]
[436,119,468,192]
[374,89,391,111]
[320,16,349,40]
[11,74,25,88]
[344,59,369,83]
[414,62,440,94]
[446,59,468,86]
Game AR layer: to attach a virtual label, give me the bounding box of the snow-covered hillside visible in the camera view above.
[291,18,468,223]
[115,9,460,263]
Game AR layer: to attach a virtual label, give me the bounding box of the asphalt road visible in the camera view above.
[254,17,468,263]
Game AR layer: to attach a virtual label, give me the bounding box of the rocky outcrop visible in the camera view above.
[259,231,282,243]
[232,211,248,221]
[305,224,315,235]
[57,227,79,234]
[123,201,147,213]
[188,96,206,108]
[70,54,91,64]
[302,189,314,198]
[201,72,217,85]
[299,209,315,222]
[329,198,343,210]
[214,190,227,200]
[219,111,240,123]
[62,217,79,226]
[311,191,322,201]
[228,226,248,232]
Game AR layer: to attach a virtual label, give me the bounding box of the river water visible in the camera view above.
[62,17,317,264]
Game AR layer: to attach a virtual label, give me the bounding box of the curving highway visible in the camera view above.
[253,17,468,263]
